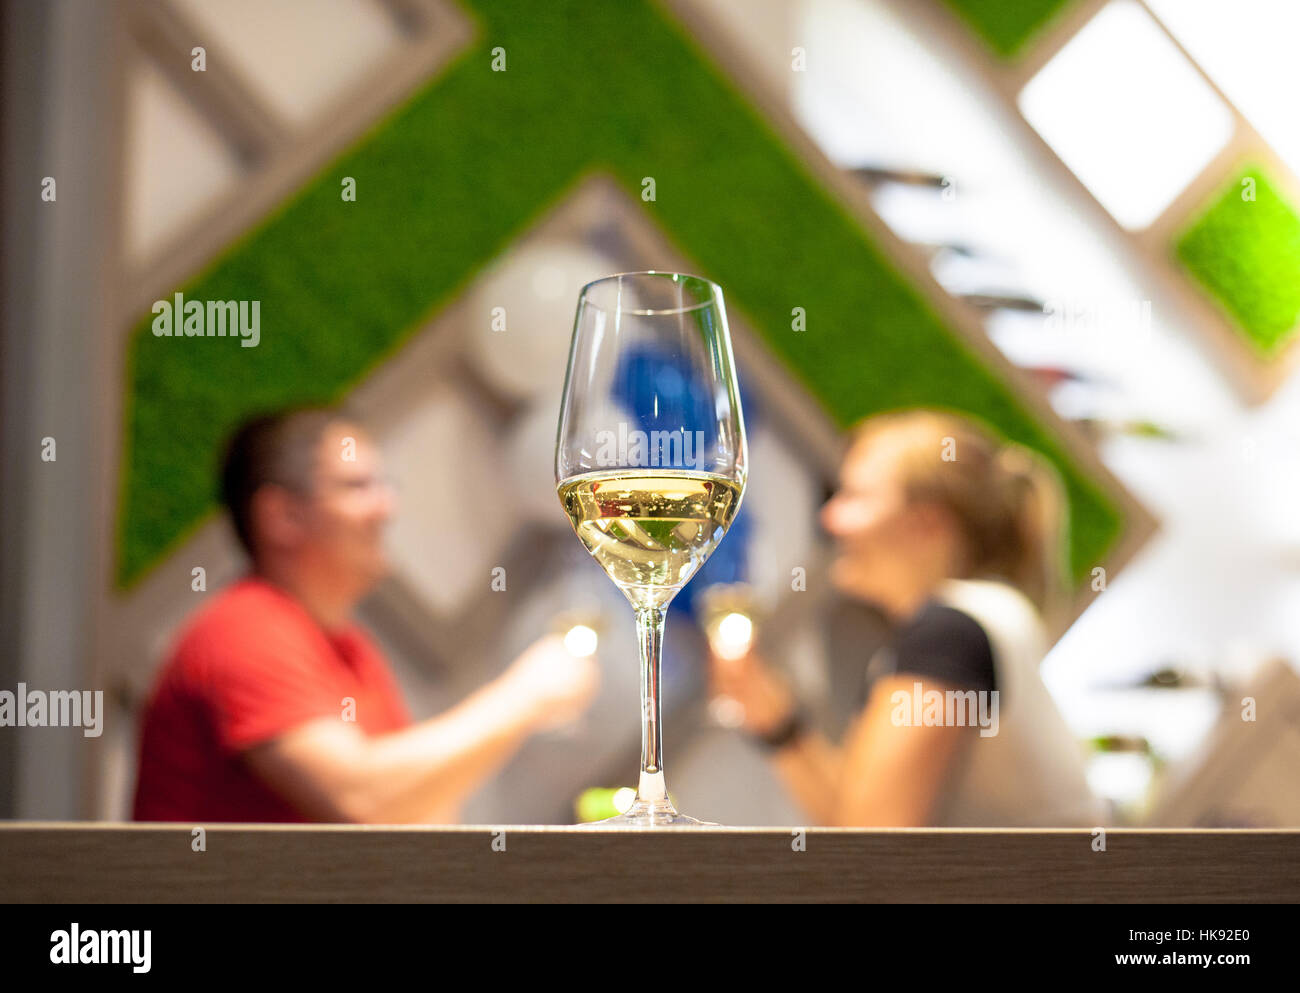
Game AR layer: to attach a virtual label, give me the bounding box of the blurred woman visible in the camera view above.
[712,409,1103,827]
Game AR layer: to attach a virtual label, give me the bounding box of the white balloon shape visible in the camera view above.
[467,242,619,403]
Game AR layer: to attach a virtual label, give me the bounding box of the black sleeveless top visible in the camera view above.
[860,600,998,707]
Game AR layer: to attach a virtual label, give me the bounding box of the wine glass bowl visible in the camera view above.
[556,271,747,827]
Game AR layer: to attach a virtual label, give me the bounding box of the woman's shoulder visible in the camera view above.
[934,577,1049,667]
[898,598,991,648]
[935,578,1043,632]
[886,598,998,693]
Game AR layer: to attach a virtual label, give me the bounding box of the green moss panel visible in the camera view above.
[1175,166,1300,357]
[116,0,1124,587]
[940,0,1077,58]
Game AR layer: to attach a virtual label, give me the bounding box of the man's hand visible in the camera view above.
[500,633,601,731]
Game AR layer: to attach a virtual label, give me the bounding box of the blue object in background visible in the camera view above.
[609,342,719,462]
[608,343,760,623]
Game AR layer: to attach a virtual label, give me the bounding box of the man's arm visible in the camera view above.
[242,635,596,823]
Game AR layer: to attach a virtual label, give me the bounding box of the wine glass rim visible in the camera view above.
[578,270,721,315]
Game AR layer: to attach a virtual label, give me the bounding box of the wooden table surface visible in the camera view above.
[2,823,1296,902]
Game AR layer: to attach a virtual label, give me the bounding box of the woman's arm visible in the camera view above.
[748,674,973,826]
[710,647,844,823]
[711,650,976,826]
[830,673,973,827]
[768,730,844,825]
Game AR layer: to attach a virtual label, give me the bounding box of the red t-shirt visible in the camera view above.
[132,576,412,822]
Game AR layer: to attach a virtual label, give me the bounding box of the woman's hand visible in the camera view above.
[711,647,848,825]
[708,647,797,736]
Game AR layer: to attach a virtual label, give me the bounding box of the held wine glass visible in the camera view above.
[556,271,747,827]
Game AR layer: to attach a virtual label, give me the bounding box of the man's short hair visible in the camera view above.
[218,406,347,558]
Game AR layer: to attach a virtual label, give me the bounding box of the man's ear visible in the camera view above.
[249,484,306,552]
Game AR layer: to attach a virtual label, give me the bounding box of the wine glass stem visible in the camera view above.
[635,606,670,807]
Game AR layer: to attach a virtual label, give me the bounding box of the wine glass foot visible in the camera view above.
[577,798,717,828]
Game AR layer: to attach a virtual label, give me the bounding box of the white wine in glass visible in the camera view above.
[557,469,742,610]
[556,271,747,827]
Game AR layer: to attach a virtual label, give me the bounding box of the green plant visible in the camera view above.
[940,0,1076,58]
[116,0,1124,586]
[1176,166,1300,357]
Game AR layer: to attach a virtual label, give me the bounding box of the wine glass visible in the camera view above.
[556,271,747,827]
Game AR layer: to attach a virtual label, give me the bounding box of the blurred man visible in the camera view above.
[133,406,598,823]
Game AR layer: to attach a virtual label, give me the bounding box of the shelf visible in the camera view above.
[2,823,1294,903]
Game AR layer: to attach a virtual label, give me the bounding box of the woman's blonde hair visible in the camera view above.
[849,408,1069,617]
